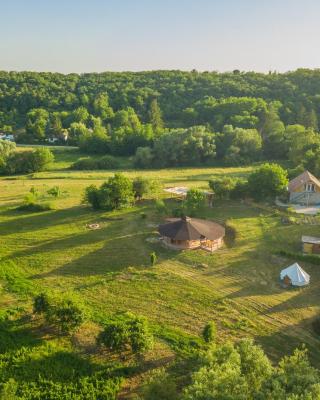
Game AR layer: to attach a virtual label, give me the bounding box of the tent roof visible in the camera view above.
[158,216,225,241]
[280,263,310,285]
[288,170,320,192]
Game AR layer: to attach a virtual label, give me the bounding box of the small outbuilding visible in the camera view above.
[158,216,225,252]
[302,235,320,254]
[280,263,310,287]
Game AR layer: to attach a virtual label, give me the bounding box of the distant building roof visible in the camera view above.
[302,235,320,244]
[158,216,225,241]
[288,170,320,192]
[164,186,213,196]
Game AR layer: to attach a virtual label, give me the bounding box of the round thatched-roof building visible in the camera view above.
[158,216,225,252]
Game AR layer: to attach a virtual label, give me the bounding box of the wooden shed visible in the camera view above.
[302,235,320,254]
[158,216,225,252]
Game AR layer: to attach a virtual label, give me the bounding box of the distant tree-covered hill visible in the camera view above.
[1,69,320,171]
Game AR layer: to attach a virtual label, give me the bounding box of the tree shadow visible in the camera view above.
[256,315,320,366]
[0,206,90,236]
[0,317,43,354]
[9,350,102,383]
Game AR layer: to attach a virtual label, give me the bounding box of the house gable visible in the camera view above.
[288,170,320,193]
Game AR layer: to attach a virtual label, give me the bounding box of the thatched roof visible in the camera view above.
[158,216,225,241]
[288,170,320,192]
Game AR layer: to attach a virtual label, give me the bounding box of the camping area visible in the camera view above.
[2,146,320,398]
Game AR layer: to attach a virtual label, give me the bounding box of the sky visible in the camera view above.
[1,0,320,73]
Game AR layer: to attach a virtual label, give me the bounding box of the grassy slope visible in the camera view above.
[2,147,320,396]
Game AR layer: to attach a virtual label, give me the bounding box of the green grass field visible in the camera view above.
[2,147,320,397]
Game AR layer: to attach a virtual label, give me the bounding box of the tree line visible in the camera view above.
[1,70,320,170]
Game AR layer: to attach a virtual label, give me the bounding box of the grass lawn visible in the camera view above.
[1,147,320,397]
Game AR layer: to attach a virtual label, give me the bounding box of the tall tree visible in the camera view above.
[25,108,49,141]
[148,98,164,132]
[261,105,286,159]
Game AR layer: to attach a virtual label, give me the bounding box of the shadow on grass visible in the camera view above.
[256,315,320,366]
[0,206,90,236]
[0,318,43,354]
[8,350,101,383]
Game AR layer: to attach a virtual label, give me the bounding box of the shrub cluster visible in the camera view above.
[209,163,288,203]
[33,293,85,334]
[97,313,154,356]
[71,155,121,170]
[0,147,54,175]
[16,190,53,212]
[84,174,160,211]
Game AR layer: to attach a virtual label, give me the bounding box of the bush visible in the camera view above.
[127,315,154,354]
[47,186,61,197]
[16,191,53,212]
[83,184,100,210]
[247,163,288,201]
[46,299,85,334]
[72,155,120,170]
[83,174,134,211]
[230,179,249,200]
[209,176,237,199]
[97,320,130,353]
[224,223,238,247]
[33,293,50,314]
[185,188,205,216]
[0,139,16,159]
[97,155,121,169]
[143,369,178,400]
[133,177,159,200]
[202,321,217,343]
[98,314,153,356]
[3,147,54,175]
[72,158,98,170]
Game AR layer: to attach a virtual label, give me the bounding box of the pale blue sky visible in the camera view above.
[1,0,320,73]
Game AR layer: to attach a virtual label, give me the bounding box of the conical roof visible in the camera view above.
[280,262,310,286]
[158,216,225,241]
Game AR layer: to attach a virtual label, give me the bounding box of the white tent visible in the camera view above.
[280,263,310,286]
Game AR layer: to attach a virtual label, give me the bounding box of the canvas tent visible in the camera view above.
[280,263,310,287]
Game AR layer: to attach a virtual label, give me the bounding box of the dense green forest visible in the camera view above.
[1,69,320,170]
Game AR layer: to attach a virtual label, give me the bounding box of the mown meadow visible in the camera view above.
[1,146,320,398]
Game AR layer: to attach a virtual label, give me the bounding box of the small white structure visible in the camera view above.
[280,263,310,287]
[0,133,14,142]
[164,186,214,206]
